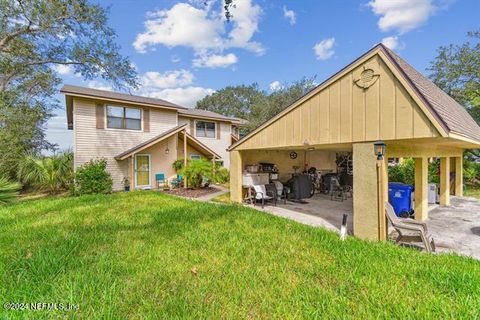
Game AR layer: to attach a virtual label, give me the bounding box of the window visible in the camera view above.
[190,154,201,160]
[195,121,216,138]
[107,106,141,130]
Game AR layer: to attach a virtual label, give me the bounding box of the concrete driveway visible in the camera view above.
[427,196,480,260]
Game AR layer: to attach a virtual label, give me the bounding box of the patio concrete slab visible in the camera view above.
[426,196,480,260]
[249,194,353,234]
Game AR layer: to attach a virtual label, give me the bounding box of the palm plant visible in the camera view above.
[0,178,20,205]
[18,152,73,194]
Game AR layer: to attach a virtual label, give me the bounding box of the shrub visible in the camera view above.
[18,152,73,194]
[388,158,415,185]
[74,159,113,195]
[213,167,230,184]
[179,159,213,188]
[464,160,480,185]
[0,177,20,205]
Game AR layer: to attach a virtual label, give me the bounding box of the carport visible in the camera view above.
[229,44,480,241]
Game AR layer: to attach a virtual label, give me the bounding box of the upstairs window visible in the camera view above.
[106,106,141,130]
[195,121,216,138]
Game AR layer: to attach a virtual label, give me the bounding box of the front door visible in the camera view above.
[135,154,151,188]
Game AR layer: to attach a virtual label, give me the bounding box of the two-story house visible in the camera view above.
[61,85,243,191]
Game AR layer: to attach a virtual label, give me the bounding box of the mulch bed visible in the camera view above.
[164,186,221,198]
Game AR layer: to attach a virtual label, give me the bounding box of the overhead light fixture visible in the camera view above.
[307,147,315,151]
[373,140,386,160]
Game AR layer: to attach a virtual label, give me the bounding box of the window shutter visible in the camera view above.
[143,108,150,132]
[190,120,195,135]
[216,122,221,139]
[96,103,105,129]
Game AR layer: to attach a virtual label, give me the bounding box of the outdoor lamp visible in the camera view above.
[165,143,170,155]
[374,140,385,160]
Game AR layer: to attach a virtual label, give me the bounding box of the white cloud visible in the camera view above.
[269,80,282,91]
[87,81,113,91]
[381,36,404,50]
[368,0,437,34]
[143,86,215,108]
[140,69,194,89]
[171,55,181,63]
[52,64,73,75]
[283,6,296,25]
[133,0,264,67]
[313,38,335,60]
[193,53,238,68]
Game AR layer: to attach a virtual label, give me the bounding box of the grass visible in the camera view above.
[1,192,480,318]
[465,186,480,199]
[211,191,231,203]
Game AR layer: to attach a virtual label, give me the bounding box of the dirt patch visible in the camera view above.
[165,187,221,198]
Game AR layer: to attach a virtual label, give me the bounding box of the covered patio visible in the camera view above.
[229,43,480,242]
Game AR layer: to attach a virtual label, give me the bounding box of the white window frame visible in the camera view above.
[105,105,142,131]
[134,154,151,188]
[194,120,216,139]
[190,154,201,160]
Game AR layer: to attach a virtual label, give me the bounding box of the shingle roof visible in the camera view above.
[381,44,480,142]
[61,84,187,110]
[178,108,246,124]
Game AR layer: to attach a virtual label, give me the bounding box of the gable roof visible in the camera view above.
[61,84,187,110]
[382,45,480,142]
[115,125,187,160]
[229,44,480,150]
[114,124,221,160]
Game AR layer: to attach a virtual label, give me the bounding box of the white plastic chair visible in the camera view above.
[252,184,276,208]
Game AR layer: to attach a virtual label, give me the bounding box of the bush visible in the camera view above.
[388,158,415,185]
[213,167,230,184]
[74,159,113,195]
[464,160,480,185]
[0,177,20,205]
[179,159,213,188]
[18,152,73,194]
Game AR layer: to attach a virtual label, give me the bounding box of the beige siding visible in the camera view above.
[235,54,439,151]
[178,116,232,167]
[73,98,178,190]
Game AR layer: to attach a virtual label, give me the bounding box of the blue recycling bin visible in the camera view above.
[388,182,414,217]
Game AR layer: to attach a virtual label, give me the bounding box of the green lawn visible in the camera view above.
[465,186,480,199]
[1,192,480,318]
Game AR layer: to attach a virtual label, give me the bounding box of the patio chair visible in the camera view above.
[252,184,277,208]
[330,177,345,201]
[273,181,288,204]
[155,173,166,189]
[385,202,436,253]
[170,175,183,188]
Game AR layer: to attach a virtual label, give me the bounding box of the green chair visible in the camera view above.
[155,173,166,189]
[171,175,183,188]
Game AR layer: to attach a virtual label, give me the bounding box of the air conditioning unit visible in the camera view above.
[428,183,438,204]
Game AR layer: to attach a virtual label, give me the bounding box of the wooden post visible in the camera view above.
[130,155,135,189]
[376,156,388,241]
[230,150,243,203]
[455,156,463,197]
[414,157,429,221]
[183,130,188,188]
[440,157,450,206]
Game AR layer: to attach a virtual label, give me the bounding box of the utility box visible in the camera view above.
[428,183,438,204]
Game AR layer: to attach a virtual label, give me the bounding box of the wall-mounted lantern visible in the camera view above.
[165,142,170,155]
[374,140,386,160]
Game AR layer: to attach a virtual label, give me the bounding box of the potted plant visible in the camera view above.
[172,159,185,171]
[122,177,130,192]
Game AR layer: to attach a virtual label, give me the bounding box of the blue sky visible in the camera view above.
[46,0,480,150]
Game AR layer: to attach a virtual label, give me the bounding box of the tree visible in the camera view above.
[196,76,317,134]
[0,0,138,181]
[429,30,480,124]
